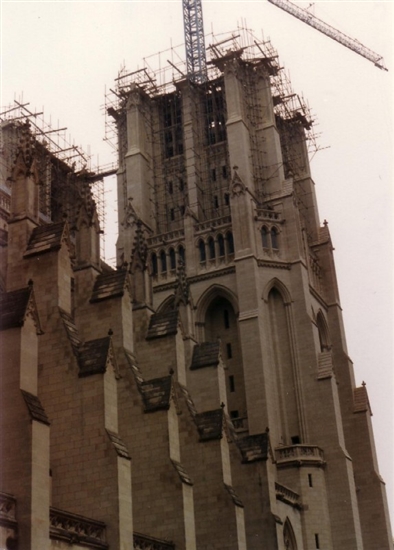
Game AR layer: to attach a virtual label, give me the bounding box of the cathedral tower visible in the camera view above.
[110,32,392,549]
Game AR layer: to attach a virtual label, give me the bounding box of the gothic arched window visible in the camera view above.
[178,245,185,265]
[262,226,269,248]
[283,519,297,550]
[160,250,167,273]
[226,232,234,255]
[208,237,215,259]
[151,253,158,276]
[218,234,225,257]
[271,227,279,249]
[199,240,206,263]
[169,248,176,271]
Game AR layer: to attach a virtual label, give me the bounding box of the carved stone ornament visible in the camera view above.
[50,507,107,548]
[130,220,148,271]
[123,197,138,228]
[231,170,246,197]
[126,85,143,109]
[223,57,240,78]
[25,283,43,335]
[11,120,39,182]
[174,261,190,306]
[106,337,120,379]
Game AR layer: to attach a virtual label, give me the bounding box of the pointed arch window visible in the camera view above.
[151,252,158,276]
[178,245,185,266]
[208,237,215,259]
[218,234,225,257]
[160,250,167,273]
[226,232,234,255]
[316,312,331,352]
[198,240,206,263]
[283,519,298,550]
[271,227,279,249]
[169,248,176,270]
[262,226,269,248]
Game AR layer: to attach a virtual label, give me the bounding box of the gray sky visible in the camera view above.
[1,0,393,527]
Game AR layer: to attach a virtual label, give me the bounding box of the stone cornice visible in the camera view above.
[152,266,236,293]
[257,259,291,270]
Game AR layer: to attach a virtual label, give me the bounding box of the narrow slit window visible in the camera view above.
[151,253,158,276]
[308,474,313,487]
[169,248,176,270]
[208,237,215,259]
[218,234,225,257]
[224,309,230,329]
[229,375,235,392]
[214,195,219,209]
[160,250,167,273]
[226,343,232,359]
[315,534,320,549]
[224,193,230,206]
[262,226,269,248]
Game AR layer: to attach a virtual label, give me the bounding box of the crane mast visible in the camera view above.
[267,0,387,71]
[182,0,208,83]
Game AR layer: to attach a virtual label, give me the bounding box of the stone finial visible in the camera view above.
[122,197,138,228]
[18,121,35,167]
[11,120,39,181]
[130,220,147,272]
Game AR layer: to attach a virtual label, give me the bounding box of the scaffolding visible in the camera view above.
[104,27,321,236]
[0,100,117,260]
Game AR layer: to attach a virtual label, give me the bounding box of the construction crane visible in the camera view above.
[182,0,207,83]
[181,0,388,82]
[267,0,388,71]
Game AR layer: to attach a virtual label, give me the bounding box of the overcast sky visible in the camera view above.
[1,0,393,527]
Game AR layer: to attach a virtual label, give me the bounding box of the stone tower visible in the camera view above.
[109,34,392,549]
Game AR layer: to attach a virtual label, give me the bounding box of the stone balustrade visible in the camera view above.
[231,416,249,433]
[275,482,302,509]
[255,208,282,221]
[50,507,108,549]
[134,531,175,550]
[275,444,325,468]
